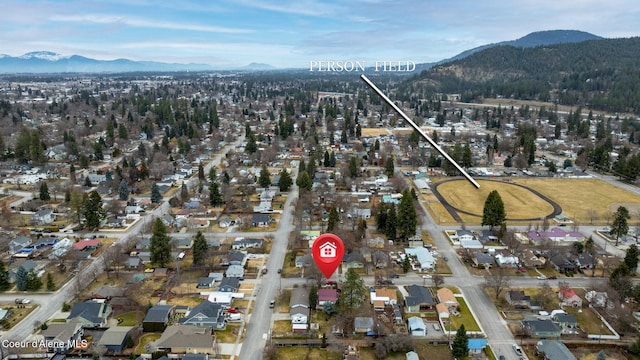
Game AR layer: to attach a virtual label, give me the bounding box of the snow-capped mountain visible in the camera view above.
[18,51,69,61]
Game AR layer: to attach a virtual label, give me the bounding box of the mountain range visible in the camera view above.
[0,30,606,74]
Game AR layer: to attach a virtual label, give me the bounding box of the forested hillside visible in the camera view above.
[413,37,640,114]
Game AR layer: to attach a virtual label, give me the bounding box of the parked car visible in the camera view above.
[512,344,523,356]
[277,268,282,274]
[422,274,432,279]
[547,275,557,280]
[227,307,239,313]
[269,300,275,308]
[379,280,394,285]
[261,268,268,274]
[536,275,547,280]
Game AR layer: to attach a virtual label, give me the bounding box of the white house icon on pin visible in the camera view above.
[319,241,337,258]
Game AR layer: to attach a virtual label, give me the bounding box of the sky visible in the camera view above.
[1,0,639,69]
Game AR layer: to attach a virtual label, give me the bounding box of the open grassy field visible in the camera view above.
[430,178,640,225]
[515,178,640,225]
[361,128,392,137]
[436,179,554,221]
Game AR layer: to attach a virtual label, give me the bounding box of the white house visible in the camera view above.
[225,264,244,278]
[404,247,436,271]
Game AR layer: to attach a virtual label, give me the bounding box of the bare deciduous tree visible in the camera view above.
[485,267,511,300]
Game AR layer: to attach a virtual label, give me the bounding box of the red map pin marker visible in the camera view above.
[311,233,344,279]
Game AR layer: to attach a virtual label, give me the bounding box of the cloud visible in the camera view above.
[51,14,253,34]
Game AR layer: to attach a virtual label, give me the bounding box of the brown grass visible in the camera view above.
[274,347,342,360]
[361,128,391,137]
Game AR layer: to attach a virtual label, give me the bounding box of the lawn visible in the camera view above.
[116,311,144,326]
[274,347,342,360]
[135,333,161,354]
[1,304,37,329]
[272,319,291,336]
[514,178,640,225]
[436,179,554,222]
[414,342,454,360]
[447,297,481,332]
[278,289,291,313]
[564,307,614,336]
[216,323,241,343]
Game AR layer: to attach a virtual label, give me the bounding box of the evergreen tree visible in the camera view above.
[624,244,639,272]
[327,207,339,232]
[0,262,10,291]
[15,266,28,291]
[309,285,318,311]
[611,206,630,246]
[323,151,330,167]
[482,190,506,230]
[296,171,312,192]
[402,255,411,273]
[258,165,271,188]
[118,180,129,201]
[451,324,469,359]
[278,169,292,192]
[39,182,50,201]
[151,182,162,203]
[385,205,397,239]
[198,163,205,183]
[192,231,209,267]
[46,273,56,291]
[209,181,223,206]
[337,268,366,312]
[150,219,171,267]
[246,132,257,153]
[397,188,417,240]
[180,183,189,203]
[26,269,42,291]
[384,156,395,177]
[329,152,336,167]
[83,191,105,229]
[349,156,358,177]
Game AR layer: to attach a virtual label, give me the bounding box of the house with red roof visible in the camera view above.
[72,239,102,251]
[317,288,338,310]
[558,285,582,307]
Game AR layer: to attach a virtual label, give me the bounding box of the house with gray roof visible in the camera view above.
[124,256,142,269]
[553,313,578,334]
[522,319,561,338]
[31,208,55,225]
[67,301,112,328]
[225,264,244,278]
[179,300,226,330]
[231,237,264,250]
[226,251,246,266]
[218,277,240,292]
[405,285,435,312]
[197,277,216,289]
[41,320,84,353]
[153,325,216,355]
[472,251,495,269]
[143,304,174,332]
[9,235,32,254]
[98,326,134,353]
[354,317,374,334]
[536,340,576,360]
[251,213,271,227]
[407,316,426,336]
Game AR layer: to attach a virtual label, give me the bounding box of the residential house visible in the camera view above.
[585,291,608,308]
[295,254,312,268]
[98,326,134,353]
[143,304,174,332]
[522,320,561,338]
[392,304,403,325]
[342,251,365,269]
[553,313,578,334]
[404,247,436,271]
[505,290,531,309]
[251,213,271,227]
[576,253,595,269]
[153,325,216,355]
[558,286,582,307]
[290,287,310,332]
[477,230,499,245]
[370,287,398,311]
[406,351,419,360]
[521,249,546,268]
[405,285,435,312]
[354,317,375,334]
[347,208,372,220]
[436,303,450,319]
[472,251,495,269]
[179,300,226,330]
[9,259,38,282]
[494,251,519,267]
[407,317,426,336]
[468,339,488,355]
[67,301,112,328]
[317,288,338,310]
[41,320,84,353]
[218,277,240,292]
[31,208,55,225]
[33,236,58,249]
[456,230,475,242]
[536,340,576,360]
[197,277,216,289]
[550,253,575,273]
[437,288,459,311]
[231,238,264,250]
[136,238,151,250]
[226,251,246,266]
[72,238,102,251]
[0,308,9,321]
[172,237,194,250]
[9,236,32,254]
[124,256,142,269]
[225,265,244,279]
[528,228,584,244]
